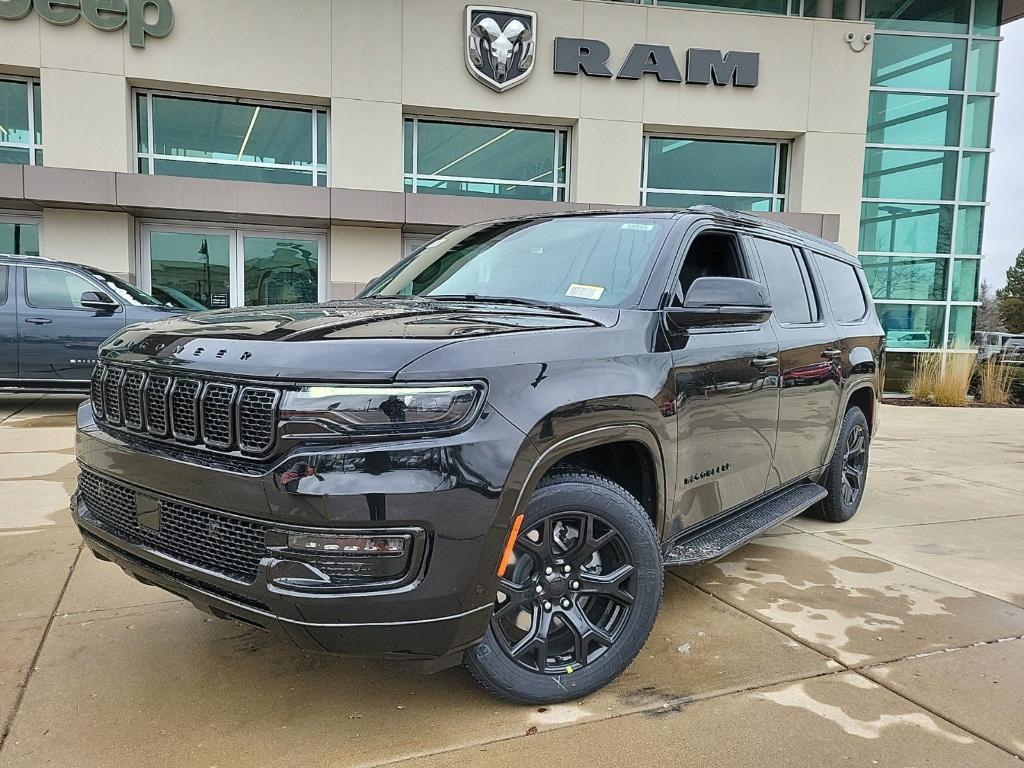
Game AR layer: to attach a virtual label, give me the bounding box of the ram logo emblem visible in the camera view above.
[465,6,537,92]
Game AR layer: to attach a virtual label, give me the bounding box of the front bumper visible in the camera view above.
[73,400,534,664]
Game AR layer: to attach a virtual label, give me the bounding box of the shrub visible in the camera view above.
[906,350,975,406]
[976,359,1014,405]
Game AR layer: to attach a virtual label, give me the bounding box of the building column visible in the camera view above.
[790,131,866,254]
[330,98,403,192]
[328,226,402,299]
[39,69,131,173]
[573,119,644,206]
[40,209,135,281]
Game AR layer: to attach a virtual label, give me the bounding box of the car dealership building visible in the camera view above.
[0,0,1019,388]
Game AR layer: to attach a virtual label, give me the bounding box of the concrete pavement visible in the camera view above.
[1,397,1022,767]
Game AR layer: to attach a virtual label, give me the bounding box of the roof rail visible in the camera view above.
[0,254,53,261]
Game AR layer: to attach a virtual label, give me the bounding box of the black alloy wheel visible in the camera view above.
[813,405,871,523]
[465,471,662,704]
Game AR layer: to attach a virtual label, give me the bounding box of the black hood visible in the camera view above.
[99,298,616,381]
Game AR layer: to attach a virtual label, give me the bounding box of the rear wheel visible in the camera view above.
[464,470,662,704]
[813,406,870,523]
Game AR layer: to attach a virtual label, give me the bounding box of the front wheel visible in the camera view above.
[464,470,663,704]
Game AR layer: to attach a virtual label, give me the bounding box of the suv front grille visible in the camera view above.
[91,363,279,457]
[78,469,270,583]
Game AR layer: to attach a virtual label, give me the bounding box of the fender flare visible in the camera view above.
[504,423,668,537]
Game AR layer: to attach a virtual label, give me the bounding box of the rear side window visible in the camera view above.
[814,253,868,323]
[0,266,8,305]
[752,238,814,324]
[25,267,98,310]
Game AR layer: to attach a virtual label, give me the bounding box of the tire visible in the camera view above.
[464,470,663,704]
[813,406,870,523]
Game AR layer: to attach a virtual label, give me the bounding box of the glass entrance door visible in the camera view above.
[142,225,326,309]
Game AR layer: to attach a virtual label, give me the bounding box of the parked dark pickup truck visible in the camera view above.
[72,207,884,704]
[0,255,183,392]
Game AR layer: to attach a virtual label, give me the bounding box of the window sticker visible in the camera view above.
[566,283,605,301]
[620,223,655,231]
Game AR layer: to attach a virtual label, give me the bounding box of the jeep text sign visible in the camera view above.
[553,37,759,87]
[0,0,173,48]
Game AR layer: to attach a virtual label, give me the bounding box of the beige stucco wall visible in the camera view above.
[1,0,874,279]
[329,226,402,298]
[39,209,135,278]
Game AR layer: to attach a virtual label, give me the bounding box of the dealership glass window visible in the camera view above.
[861,255,948,301]
[136,92,328,187]
[962,96,994,148]
[866,0,972,34]
[404,118,567,202]
[862,148,959,202]
[973,0,1001,34]
[0,78,42,166]
[876,302,946,350]
[959,152,988,202]
[866,93,962,148]
[955,205,984,255]
[642,136,788,212]
[870,36,967,91]
[859,203,953,254]
[947,305,975,346]
[143,225,326,309]
[950,258,979,302]
[967,40,999,92]
[0,219,40,256]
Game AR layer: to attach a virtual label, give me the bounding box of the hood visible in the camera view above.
[101,298,617,381]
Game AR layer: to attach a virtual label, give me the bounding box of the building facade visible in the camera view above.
[0,0,1016,388]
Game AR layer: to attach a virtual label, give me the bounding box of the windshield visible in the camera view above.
[364,216,671,308]
[84,268,163,307]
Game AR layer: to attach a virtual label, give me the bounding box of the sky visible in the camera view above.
[980,21,1024,289]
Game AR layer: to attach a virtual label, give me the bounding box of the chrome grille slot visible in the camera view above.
[103,366,124,425]
[144,374,171,438]
[238,387,279,456]
[90,364,106,419]
[170,379,201,442]
[122,369,147,430]
[201,383,237,449]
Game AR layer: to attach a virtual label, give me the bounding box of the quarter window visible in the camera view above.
[136,92,328,187]
[753,238,814,324]
[642,136,788,212]
[404,117,567,202]
[25,268,103,310]
[813,254,867,323]
[0,78,42,166]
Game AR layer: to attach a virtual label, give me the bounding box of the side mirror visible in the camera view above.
[666,277,773,329]
[80,291,119,312]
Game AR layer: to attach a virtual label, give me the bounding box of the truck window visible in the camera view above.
[25,267,101,310]
[0,266,7,305]
[676,231,746,301]
[752,238,815,324]
[813,253,867,323]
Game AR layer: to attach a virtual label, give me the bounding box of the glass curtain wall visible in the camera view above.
[136,92,328,187]
[603,0,858,17]
[860,0,998,386]
[641,136,788,211]
[0,77,42,166]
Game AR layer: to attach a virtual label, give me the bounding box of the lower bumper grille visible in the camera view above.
[77,469,270,583]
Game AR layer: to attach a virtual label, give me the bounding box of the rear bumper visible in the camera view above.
[73,400,535,664]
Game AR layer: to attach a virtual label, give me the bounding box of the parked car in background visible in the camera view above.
[73,207,884,704]
[1003,337,1024,365]
[0,255,185,392]
[975,331,1024,363]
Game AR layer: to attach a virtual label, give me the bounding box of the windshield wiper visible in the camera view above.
[425,294,581,316]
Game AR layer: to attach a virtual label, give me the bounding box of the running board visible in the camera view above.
[663,483,827,567]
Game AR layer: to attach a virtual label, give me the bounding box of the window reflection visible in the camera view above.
[243,237,319,306]
[149,232,231,310]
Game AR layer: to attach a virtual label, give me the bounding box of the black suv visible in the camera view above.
[72,208,883,704]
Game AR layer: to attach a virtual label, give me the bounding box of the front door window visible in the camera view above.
[143,226,325,309]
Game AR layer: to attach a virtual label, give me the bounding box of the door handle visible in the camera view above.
[24,318,53,325]
[822,348,843,359]
[750,355,779,368]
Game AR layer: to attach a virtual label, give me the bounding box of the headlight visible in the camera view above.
[280,384,484,436]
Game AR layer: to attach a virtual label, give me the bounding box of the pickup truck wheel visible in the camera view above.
[465,470,663,704]
[813,406,870,523]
